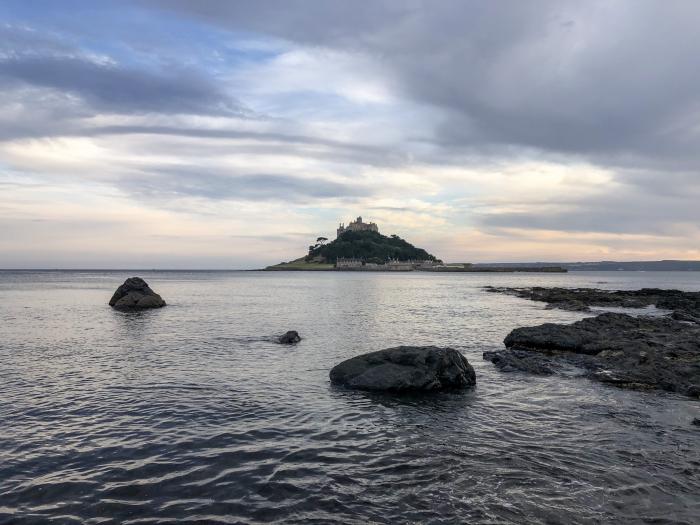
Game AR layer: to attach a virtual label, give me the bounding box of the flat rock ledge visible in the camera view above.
[330,346,476,392]
[109,277,166,311]
[484,312,700,398]
[485,286,700,320]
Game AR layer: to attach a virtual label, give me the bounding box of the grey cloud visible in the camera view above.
[0,55,243,116]
[120,167,373,202]
[146,0,405,46]
[85,125,407,167]
[146,0,700,244]
[476,188,700,236]
[0,113,404,168]
[0,24,245,118]
[152,1,700,170]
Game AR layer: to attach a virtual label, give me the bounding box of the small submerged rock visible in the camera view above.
[278,330,301,344]
[483,348,555,375]
[330,346,476,392]
[109,277,166,311]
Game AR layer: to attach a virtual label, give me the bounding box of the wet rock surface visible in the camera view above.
[109,277,166,311]
[484,287,700,398]
[278,330,301,344]
[330,346,476,392]
[485,286,700,320]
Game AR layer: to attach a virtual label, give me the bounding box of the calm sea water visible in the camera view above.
[1,270,699,524]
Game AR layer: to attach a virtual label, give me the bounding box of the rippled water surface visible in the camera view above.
[1,270,699,524]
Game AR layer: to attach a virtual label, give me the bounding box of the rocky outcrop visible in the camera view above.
[278,330,301,344]
[109,277,166,311]
[672,310,700,324]
[484,312,700,397]
[330,346,476,392]
[482,348,557,375]
[485,286,700,320]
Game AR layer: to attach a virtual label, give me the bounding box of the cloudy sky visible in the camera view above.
[2,0,700,268]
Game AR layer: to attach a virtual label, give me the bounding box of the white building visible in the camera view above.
[386,259,413,271]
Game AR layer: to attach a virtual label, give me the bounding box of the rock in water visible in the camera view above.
[486,312,700,397]
[330,346,476,392]
[278,330,301,344]
[109,277,166,311]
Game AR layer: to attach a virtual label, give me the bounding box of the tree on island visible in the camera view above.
[305,229,438,263]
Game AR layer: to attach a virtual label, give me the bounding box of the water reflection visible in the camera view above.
[0,270,698,524]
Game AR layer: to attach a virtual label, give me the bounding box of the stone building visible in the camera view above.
[413,259,437,269]
[386,259,414,271]
[336,216,379,238]
[336,257,363,268]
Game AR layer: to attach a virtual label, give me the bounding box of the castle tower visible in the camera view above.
[337,216,379,238]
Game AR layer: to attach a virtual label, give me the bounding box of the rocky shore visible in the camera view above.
[485,286,700,318]
[484,287,700,398]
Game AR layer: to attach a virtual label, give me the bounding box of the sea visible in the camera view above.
[1,270,698,524]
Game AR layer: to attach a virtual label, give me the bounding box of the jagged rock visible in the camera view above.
[278,330,301,344]
[485,286,700,319]
[109,277,166,311]
[330,346,475,392]
[486,312,700,397]
[483,349,554,375]
[672,310,700,324]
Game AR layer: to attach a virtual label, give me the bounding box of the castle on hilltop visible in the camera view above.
[336,216,379,238]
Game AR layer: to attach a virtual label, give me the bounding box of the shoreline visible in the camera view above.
[262,265,568,273]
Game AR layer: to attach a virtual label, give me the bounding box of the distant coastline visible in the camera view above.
[470,260,700,272]
[2,260,700,272]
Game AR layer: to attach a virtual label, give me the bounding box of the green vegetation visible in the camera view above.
[265,257,335,271]
[305,230,438,263]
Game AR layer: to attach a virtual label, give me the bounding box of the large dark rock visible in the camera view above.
[330,346,476,392]
[109,277,166,311]
[278,330,301,344]
[485,312,700,397]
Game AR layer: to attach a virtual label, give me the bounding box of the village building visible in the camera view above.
[386,259,414,271]
[335,257,363,268]
[413,259,438,269]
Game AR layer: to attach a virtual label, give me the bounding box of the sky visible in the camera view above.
[2,0,700,269]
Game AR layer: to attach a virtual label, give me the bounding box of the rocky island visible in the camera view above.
[483,286,700,398]
[265,216,565,272]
